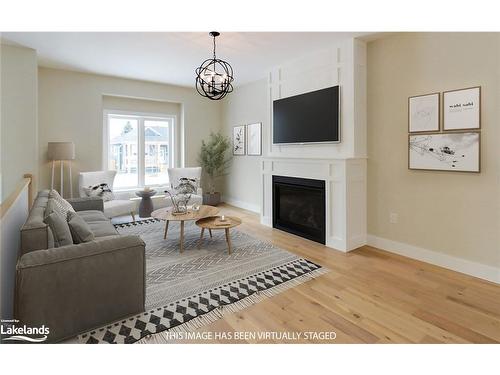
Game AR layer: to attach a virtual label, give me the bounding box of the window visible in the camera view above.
[105,112,175,189]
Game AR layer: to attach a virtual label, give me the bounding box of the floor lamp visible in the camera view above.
[48,142,75,198]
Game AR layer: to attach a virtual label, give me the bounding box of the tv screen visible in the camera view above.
[272,86,340,144]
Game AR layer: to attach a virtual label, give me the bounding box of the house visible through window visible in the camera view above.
[105,113,175,189]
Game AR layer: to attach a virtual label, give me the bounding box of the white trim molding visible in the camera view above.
[261,157,367,252]
[102,110,177,189]
[258,38,367,253]
[367,235,500,284]
[266,38,367,160]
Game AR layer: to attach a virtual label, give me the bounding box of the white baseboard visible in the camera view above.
[222,196,260,214]
[347,234,367,252]
[367,235,500,284]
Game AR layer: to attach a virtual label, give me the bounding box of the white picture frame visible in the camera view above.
[246,122,262,156]
[409,132,480,172]
[443,86,481,131]
[408,93,440,133]
[232,125,246,155]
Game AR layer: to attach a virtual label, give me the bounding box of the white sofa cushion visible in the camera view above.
[103,200,136,219]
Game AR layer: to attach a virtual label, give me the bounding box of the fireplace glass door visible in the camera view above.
[272,175,326,244]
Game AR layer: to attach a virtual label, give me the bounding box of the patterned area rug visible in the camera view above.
[78,219,327,344]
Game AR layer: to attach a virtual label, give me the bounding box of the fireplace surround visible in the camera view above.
[272,175,326,244]
[261,157,367,252]
[260,39,367,252]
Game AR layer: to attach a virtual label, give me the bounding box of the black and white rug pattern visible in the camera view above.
[79,219,327,344]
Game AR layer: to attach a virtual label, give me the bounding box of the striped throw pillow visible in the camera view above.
[49,190,75,218]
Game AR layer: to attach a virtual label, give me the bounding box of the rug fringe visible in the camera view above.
[136,267,328,344]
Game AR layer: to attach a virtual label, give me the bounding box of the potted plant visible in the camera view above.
[198,132,232,206]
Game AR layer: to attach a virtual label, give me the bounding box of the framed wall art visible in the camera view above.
[408,132,480,172]
[246,122,262,156]
[408,92,440,133]
[443,86,481,131]
[232,125,246,155]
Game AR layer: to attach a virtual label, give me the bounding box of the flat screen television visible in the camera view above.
[272,85,340,144]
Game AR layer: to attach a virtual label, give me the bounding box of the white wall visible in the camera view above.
[221,79,267,212]
[38,68,222,196]
[0,44,38,201]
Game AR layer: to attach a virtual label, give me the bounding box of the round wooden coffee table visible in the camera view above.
[151,205,219,253]
[195,216,242,254]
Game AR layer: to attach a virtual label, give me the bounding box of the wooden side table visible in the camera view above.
[195,216,242,254]
[135,190,157,218]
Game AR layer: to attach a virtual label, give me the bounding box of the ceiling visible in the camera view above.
[1,32,374,87]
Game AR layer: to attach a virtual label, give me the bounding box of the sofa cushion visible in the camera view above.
[66,197,104,212]
[67,211,95,243]
[77,210,109,223]
[69,209,117,237]
[87,221,119,237]
[49,190,75,218]
[103,200,136,219]
[43,211,73,247]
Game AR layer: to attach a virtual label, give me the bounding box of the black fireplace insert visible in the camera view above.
[272,175,326,244]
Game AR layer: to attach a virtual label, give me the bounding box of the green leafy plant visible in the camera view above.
[198,132,232,193]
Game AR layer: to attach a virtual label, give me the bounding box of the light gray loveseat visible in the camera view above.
[16,190,145,343]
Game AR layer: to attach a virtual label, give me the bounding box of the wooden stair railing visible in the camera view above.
[0,174,34,219]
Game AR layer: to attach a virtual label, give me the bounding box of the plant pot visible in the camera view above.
[203,192,221,206]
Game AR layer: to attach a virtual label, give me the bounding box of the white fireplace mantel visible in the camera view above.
[259,38,367,252]
[260,157,366,252]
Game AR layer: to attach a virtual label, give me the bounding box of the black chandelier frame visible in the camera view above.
[195,31,234,100]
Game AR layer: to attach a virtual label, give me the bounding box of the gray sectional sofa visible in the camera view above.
[16,190,146,343]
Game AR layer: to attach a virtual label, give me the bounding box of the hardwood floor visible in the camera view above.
[174,204,500,344]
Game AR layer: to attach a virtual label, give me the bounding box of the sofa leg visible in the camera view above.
[131,212,136,222]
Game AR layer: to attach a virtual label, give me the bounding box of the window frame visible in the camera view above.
[103,110,176,191]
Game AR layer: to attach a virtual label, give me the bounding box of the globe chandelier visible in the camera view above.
[195,31,234,100]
